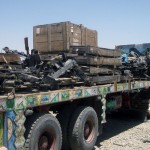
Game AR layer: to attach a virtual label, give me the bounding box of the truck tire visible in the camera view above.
[25,113,62,150]
[68,106,98,150]
[56,106,74,150]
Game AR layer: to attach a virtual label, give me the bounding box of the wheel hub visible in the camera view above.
[38,132,56,150]
[84,121,94,143]
[84,123,91,138]
[39,136,49,150]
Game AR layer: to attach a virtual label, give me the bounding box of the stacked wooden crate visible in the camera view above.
[69,46,122,84]
[33,21,122,84]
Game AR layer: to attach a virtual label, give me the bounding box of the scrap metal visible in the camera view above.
[0,47,91,93]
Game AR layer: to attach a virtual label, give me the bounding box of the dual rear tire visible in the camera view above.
[57,106,98,150]
[25,106,98,150]
[68,106,98,150]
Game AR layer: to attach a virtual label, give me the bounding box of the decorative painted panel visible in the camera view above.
[14,110,26,149]
[0,81,150,112]
[3,110,26,150]
[4,111,16,150]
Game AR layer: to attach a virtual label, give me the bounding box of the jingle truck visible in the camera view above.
[0,80,150,150]
[0,23,150,150]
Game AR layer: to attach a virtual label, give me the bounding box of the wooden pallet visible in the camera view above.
[0,53,21,63]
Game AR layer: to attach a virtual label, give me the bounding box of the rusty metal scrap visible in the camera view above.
[0,48,91,93]
[119,48,150,78]
[1,44,150,94]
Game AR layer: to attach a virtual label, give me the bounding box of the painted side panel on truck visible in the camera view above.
[0,80,150,149]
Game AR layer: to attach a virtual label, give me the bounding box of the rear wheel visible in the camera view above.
[25,113,62,150]
[68,106,98,150]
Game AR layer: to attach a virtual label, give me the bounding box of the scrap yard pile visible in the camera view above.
[0,48,91,93]
[1,21,150,94]
[116,45,150,78]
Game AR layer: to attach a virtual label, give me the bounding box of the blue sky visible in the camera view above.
[0,0,150,52]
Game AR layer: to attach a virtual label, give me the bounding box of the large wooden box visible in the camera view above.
[33,21,98,53]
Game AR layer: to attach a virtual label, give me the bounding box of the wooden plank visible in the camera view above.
[35,35,48,43]
[36,42,48,52]
[81,27,98,46]
[66,22,70,50]
[0,54,21,63]
[50,23,64,33]
[91,75,121,84]
[75,56,122,66]
[70,22,82,46]
[81,66,114,74]
[86,38,97,47]
[48,24,52,52]
[56,78,80,86]
[33,26,36,49]
[70,46,122,57]
[84,28,98,46]
[63,22,68,50]
[50,41,65,51]
[50,34,64,44]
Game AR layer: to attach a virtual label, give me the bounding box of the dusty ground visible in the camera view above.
[94,113,150,150]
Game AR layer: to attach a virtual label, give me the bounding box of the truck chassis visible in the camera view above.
[0,80,150,149]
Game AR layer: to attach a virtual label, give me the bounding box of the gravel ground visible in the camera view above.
[94,113,150,150]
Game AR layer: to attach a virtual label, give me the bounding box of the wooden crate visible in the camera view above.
[33,21,98,53]
[75,56,122,66]
[70,46,122,57]
[91,75,121,84]
[81,66,115,75]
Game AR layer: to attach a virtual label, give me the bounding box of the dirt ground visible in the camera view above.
[94,113,150,150]
[0,113,149,150]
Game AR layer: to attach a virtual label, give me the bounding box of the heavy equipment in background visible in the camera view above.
[116,43,150,78]
[0,22,150,150]
[116,43,150,54]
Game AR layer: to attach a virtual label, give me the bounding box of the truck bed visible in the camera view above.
[0,80,150,112]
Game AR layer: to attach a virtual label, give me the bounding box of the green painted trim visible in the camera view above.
[0,81,150,112]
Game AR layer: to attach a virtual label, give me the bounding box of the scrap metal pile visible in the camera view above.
[0,47,91,93]
[67,46,150,82]
[1,45,150,94]
[1,20,150,94]
[40,46,123,86]
[119,48,150,78]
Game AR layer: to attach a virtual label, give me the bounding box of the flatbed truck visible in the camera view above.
[0,80,150,150]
